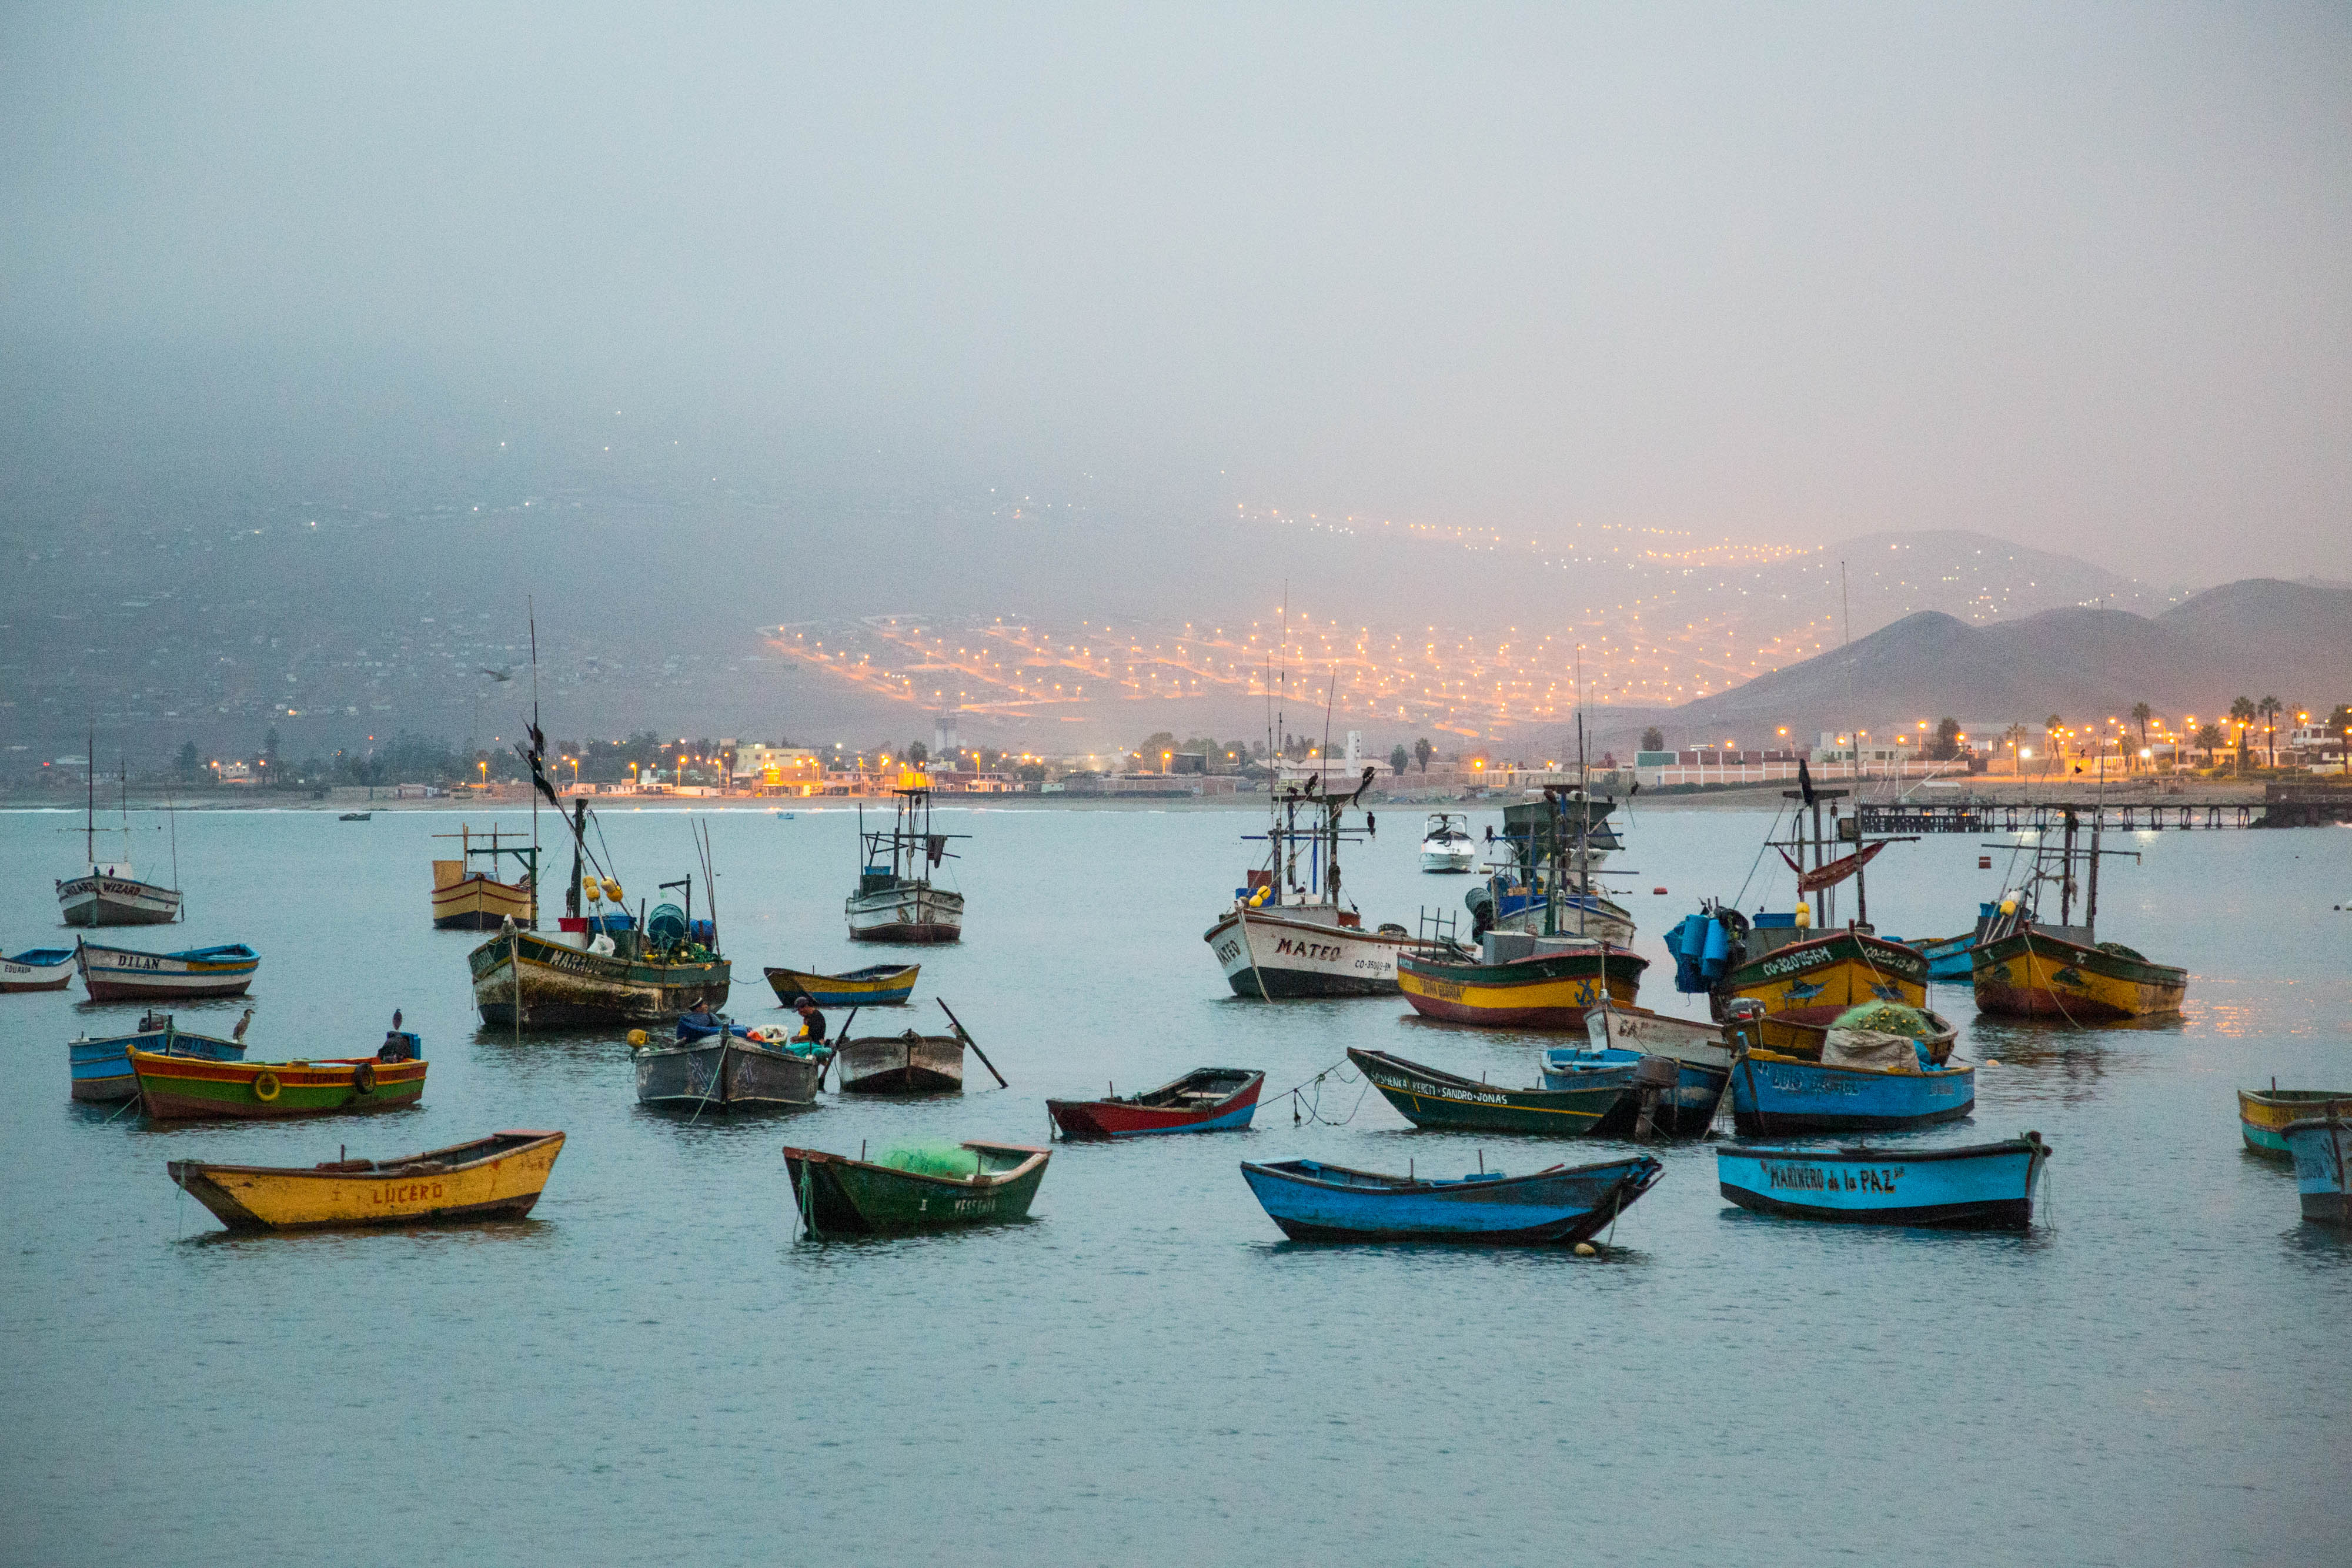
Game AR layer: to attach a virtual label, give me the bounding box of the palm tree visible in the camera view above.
[2130,702,2151,770]
[2259,696,2282,768]
[2229,697,2256,771]
[2043,714,2063,774]
[1413,737,1434,774]
[2197,722,2224,767]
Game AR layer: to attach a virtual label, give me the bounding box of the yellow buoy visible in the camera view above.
[1793,901,1812,928]
[583,877,602,900]
[1573,1242,1598,1258]
[603,879,624,902]
[627,1029,648,1048]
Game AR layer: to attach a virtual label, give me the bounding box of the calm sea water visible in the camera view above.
[2,802,2347,1567]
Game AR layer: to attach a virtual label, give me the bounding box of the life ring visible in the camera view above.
[353,1061,377,1095]
[251,1071,281,1102]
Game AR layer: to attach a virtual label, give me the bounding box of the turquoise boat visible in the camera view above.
[1731,1049,1975,1134]
[1238,1153,1663,1244]
[1717,1134,2051,1229]
[69,1012,248,1102]
[2283,1114,2351,1226]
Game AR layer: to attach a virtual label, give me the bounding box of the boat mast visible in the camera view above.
[528,598,540,911]
[2084,815,2102,941]
[2059,809,2077,926]
[84,719,96,870]
[1577,647,1592,939]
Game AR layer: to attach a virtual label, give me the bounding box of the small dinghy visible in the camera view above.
[763,962,918,1007]
[169,1129,564,1232]
[785,1140,1050,1235]
[2238,1083,2352,1160]
[69,1010,248,1101]
[1238,1152,1663,1244]
[1048,1068,1264,1139]
[339,811,372,822]
[1716,1134,2052,1229]
[2,948,75,993]
[836,1031,965,1094]
[1349,1046,1641,1137]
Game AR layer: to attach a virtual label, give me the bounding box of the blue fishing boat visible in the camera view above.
[1730,1048,1975,1134]
[2281,1112,2351,1226]
[1913,904,2000,981]
[1238,1153,1662,1243]
[68,1010,249,1102]
[1716,1134,2050,1228]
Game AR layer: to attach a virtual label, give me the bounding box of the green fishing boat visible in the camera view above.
[1348,1047,1640,1136]
[784,1139,1050,1235]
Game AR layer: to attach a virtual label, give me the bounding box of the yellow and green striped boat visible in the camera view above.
[128,1048,426,1121]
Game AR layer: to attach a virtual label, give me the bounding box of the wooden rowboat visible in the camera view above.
[1238,1152,1663,1244]
[1716,1135,2052,1229]
[129,1047,426,1119]
[785,1140,1050,1235]
[75,938,259,1002]
[1048,1068,1265,1139]
[763,962,918,1007]
[835,1030,965,1094]
[2240,1085,2352,1159]
[2282,1112,2352,1226]
[1349,1046,1639,1136]
[169,1130,564,1231]
[2,947,75,993]
[69,1012,246,1101]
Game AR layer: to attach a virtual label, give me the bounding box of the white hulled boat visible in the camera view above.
[1418,812,1477,873]
[846,787,967,944]
[56,741,182,927]
[1203,767,1414,997]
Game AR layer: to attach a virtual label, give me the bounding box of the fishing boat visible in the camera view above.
[1730,1045,1975,1134]
[1471,794,1634,943]
[339,811,372,822]
[763,962,918,1007]
[631,1015,832,1110]
[785,1140,1051,1235]
[1048,1068,1266,1139]
[1349,1046,1640,1136]
[1238,1152,1663,1244]
[1419,813,1477,873]
[129,1047,426,1120]
[2239,1084,2352,1160]
[55,737,185,927]
[1716,1134,2052,1229]
[2,947,75,992]
[1203,768,1415,998]
[846,788,966,942]
[835,1029,965,1094]
[431,823,539,930]
[470,924,730,1028]
[69,1011,249,1101]
[2281,1111,2352,1226]
[1915,904,2000,981]
[1972,807,2185,1020]
[168,1130,566,1232]
[1396,934,1648,1030]
[1542,1002,1752,1138]
[1669,772,1929,1051]
[74,938,259,1002]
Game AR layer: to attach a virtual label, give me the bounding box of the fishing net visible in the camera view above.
[876,1142,980,1178]
[1830,1002,1938,1039]
[2096,941,2149,962]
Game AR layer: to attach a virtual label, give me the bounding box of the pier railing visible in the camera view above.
[1855,800,2261,834]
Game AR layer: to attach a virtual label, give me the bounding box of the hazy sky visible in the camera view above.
[5,3,2348,582]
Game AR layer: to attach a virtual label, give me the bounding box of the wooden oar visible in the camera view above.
[936,998,1007,1088]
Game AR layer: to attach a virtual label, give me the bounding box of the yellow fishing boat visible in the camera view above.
[1971,808,2184,1021]
[432,823,538,930]
[166,1129,564,1231]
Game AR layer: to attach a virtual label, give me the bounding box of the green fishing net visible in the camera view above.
[1830,1002,1938,1038]
[876,1142,981,1178]
[2095,941,2149,962]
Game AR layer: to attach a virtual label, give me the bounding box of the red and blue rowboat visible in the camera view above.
[1048,1068,1264,1139]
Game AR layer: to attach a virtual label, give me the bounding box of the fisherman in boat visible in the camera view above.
[793,995,828,1045]
[679,995,719,1035]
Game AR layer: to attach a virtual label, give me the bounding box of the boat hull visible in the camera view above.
[75,941,259,1002]
[1239,1154,1663,1244]
[785,1142,1050,1234]
[1350,1047,1636,1136]
[129,1050,426,1120]
[1730,1051,1975,1134]
[431,872,536,931]
[1971,927,2186,1021]
[2,949,76,992]
[763,963,919,1007]
[70,1023,245,1102]
[1420,847,1476,873]
[2239,1089,2352,1159]
[1047,1069,1265,1139]
[2283,1116,2352,1225]
[1716,1138,2049,1229]
[1715,930,1927,1050]
[467,930,730,1028]
[845,883,963,944]
[1396,946,1646,1030]
[1488,891,1636,947]
[634,1039,827,1109]
[56,874,182,927]
[836,1033,965,1094]
[1203,907,1412,998]
[168,1131,564,1231]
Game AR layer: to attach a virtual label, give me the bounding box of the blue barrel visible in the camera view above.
[1700,918,1731,979]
